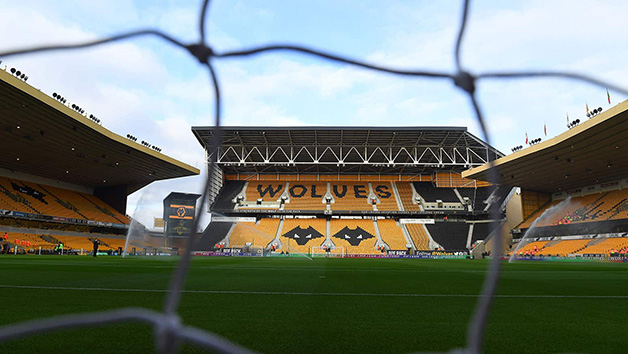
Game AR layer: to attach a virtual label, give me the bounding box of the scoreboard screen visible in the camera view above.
[165,203,195,237]
[163,192,201,238]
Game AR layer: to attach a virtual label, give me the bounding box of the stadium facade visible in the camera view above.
[464,99,628,258]
[0,66,199,255]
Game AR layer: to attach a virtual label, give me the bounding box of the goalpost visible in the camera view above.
[310,246,345,258]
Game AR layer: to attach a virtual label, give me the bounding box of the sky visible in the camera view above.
[1,0,627,228]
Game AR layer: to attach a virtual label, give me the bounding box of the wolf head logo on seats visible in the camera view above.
[332,227,375,246]
[282,226,324,245]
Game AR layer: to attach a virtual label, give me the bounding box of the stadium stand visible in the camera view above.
[211,181,245,210]
[329,182,373,211]
[513,240,549,255]
[194,221,234,250]
[552,193,608,225]
[377,219,408,250]
[330,219,378,254]
[597,192,628,220]
[194,127,506,255]
[576,237,628,255]
[283,182,327,210]
[394,182,421,211]
[2,230,129,253]
[405,223,430,250]
[425,222,468,250]
[413,182,459,202]
[0,176,128,224]
[519,189,628,229]
[3,232,54,250]
[470,222,491,244]
[456,187,475,204]
[236,182,283,209]
[245,182,284,202]
[230,180,401,212]
[280,218,327,252]
[457,186,494,211]
[536,239,591,256]
[228,219,280,247]
[0,178,41,214]
[371,182,399,211]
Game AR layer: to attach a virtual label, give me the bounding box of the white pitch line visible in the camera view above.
[0,260,625,274]
[1,284,627,299]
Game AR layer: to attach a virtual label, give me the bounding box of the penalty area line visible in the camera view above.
[0,285,627,299]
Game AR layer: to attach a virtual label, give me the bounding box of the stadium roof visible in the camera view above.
[462,100,628,193]
[192,126,503,175]
[0,70,199,193]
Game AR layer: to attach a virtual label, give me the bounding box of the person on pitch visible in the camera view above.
[92,238,101,257]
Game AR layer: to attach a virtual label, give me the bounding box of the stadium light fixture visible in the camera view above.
[567,119,581,129]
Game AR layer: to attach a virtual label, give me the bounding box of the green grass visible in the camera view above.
[0,255,627,353]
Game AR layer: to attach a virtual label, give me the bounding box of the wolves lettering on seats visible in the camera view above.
[281,226,325,245]
[332,226,375,246]
[289,185,307,198]
[353,185,368,198]
[375,185,391,198]
[257,184,283,198]
[256,183,392,199]
[332,185,347,198]
[311,185,323,198]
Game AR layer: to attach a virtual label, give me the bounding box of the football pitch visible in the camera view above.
[0,256,626,353]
